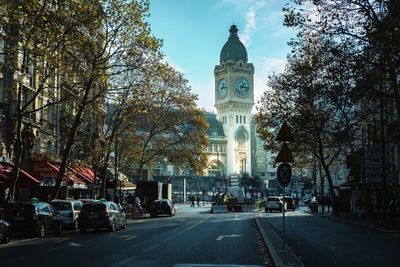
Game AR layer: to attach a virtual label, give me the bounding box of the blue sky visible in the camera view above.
[148,0,298,112]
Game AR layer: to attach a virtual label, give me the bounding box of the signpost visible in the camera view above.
[277,163,292,187]
[275,121,294,253]
[365,145,394,183]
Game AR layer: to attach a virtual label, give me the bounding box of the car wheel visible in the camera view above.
[79,228,86,233]
[109,219,116,232]
[73,220,78,231]
[122,219,127,229]
[56,222,63,234]
[38,222,45,238]
[2,229,9,244]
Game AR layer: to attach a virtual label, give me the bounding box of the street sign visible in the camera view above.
[277,163,292,187]
[275,143,294,163]
[275,121,294,142]
[365,145,395,183]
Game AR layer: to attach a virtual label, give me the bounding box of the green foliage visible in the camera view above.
[118,63,209,179]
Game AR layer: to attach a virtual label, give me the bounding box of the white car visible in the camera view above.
[265,196,287,212]
[51,200,83,230]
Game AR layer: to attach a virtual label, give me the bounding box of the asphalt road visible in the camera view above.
[259,206,400,267]
[0,205,266,267]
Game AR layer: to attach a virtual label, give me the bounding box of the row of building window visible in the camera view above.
[221,115,247,124]
[207,144,226,153]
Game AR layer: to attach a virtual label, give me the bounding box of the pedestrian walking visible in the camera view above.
[196,196,200,207]
[190,195,195,207]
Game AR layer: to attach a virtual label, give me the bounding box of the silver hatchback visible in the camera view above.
[51,200,83,230]
[265,196,287,212]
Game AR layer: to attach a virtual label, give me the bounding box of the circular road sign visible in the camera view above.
[277,163,292,187]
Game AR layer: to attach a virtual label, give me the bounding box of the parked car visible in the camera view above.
[5,202,63,238]
[150,199,175,217]
[78,201,127,232]
[0,219,10,244]
[284,196,296,211]
[79,199,101,204]
[51,200,83,230]
[265,196,287,212]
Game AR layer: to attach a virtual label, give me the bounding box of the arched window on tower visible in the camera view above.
[237,131,245,149]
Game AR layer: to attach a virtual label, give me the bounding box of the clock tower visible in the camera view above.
[215,25,254,179]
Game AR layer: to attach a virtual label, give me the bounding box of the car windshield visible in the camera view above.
[51,202,71,211]
[267,198,280,202]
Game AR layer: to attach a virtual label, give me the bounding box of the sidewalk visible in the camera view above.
[305,209,400,233]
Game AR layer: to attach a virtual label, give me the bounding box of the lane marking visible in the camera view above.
[163,235,174,242]
[176,230,187,235]
[125,235,138,241]
[142,243,159,253]
[112,255,136,267]
[53,238,70,243]
[216,234,242,241]
[187,215,210,230]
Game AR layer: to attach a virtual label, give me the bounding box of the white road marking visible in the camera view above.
[163,235,175,242]
[52,237,70,243]
[124,235,137,241]
[187,215,210,230]
[216,234,242,241]
[112,255,136,267]
[142,243,160,253]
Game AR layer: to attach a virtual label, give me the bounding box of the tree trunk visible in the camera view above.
[10,83,24,201]
[321,161,339,216]
[53,82,92,200]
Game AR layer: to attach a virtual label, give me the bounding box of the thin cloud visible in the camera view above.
[240,9,256,46]
[217,0,269,47]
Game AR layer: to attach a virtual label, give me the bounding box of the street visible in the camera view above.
[0,205,266,267]
[2,204,400,267]
[257,205,400,267]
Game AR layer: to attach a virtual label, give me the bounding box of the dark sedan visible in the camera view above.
[0,219,10,244]
[78,201,127,232]
[284,196,296,211]
[5,202,63,238]
[150,199,175,217]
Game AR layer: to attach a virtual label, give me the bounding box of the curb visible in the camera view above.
[304,210,400,234]
[255,217,304,267]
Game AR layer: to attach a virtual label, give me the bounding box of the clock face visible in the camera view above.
[235,79,249,97]
[218,80,227,98]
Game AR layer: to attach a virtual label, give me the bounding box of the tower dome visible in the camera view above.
[220,25,248,63]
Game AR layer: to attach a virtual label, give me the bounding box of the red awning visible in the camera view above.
[31,161,87,189]
[69,165,95,184]
[0,162,40,187]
